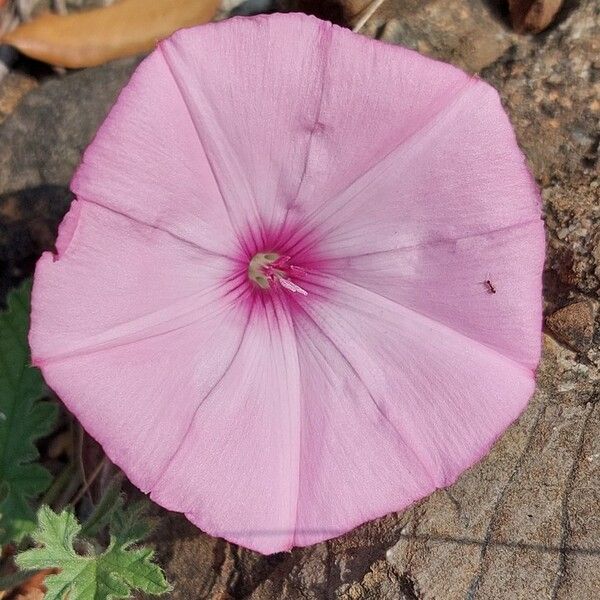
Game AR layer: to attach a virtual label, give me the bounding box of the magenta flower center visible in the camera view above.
[247,252,308,295]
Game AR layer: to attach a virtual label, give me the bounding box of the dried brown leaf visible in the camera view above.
[1,0,220,68]
[508,0,564,34]
[10,569,59,600]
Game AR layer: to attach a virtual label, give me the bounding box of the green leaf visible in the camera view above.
[16,505,170,599]
[109,499,153,546]
[0,280,57,543]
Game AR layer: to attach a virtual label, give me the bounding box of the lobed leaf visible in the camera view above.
[0,280,57,543]
[16,505,170,599]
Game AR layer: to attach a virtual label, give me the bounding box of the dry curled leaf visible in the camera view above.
[9,568,59,600]
[1,0,220,68]
[508,0,564,33]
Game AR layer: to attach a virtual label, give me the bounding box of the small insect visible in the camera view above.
[484,278,496,294]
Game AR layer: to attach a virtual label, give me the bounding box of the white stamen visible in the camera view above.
[278,277,308,296]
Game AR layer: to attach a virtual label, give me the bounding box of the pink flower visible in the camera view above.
[29,13,544,554]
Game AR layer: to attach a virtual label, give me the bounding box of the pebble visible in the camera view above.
[546,300,597,353]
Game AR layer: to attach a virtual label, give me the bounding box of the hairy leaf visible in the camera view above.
[0,280,57,543]
[16,505,170,599]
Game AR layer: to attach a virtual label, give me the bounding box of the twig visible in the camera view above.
[352,0,387,33]
[52,0,67,15]
[98,456,114,494]
[76,426,85,479]
[55,467,82,511]
[70,456,109,507]
[15,0,35,22]
[41,461,76,508]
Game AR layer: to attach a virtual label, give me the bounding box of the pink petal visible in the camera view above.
[150,296,302,554]
[31,200,248,489]
[289,272,535,544]
[288,78,541,259]
[158,14,472,247]
[158,15,332,247]
[318,221,544,370]
[291,75,544,369]
[71,50,236,257]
